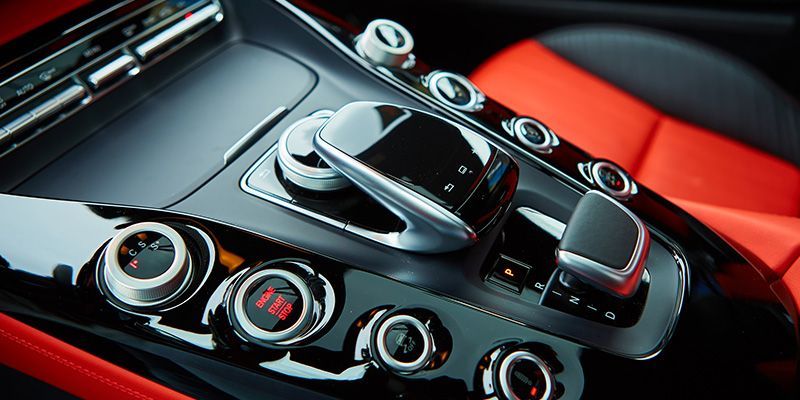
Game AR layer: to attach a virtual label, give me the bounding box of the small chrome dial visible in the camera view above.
[102,222,192,307]
[356,19,414,68]
[277,112,351,192]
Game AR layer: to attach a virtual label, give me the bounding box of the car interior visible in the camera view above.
[0,0,799,399]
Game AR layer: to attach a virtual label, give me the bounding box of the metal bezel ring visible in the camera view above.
[103,222,192,307]
[277,114,351,192]
[232,269,313,344]
[513,117,555,153]
[357,19,415,65]
[427,71,484,112]
[374,314,434,373]
[497,350,555,400]
[590,161,633,199]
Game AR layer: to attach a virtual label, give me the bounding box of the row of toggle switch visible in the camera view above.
[0,1,222,153]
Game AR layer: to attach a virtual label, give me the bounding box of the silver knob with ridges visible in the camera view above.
[102,222,192,307]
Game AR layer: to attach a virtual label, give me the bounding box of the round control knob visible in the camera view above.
[356,19,414,67]
[497,350,554,400]
[373,314,434,374]
[103,222,192,307]
[427,71,485,112]
[590,161,634,198]
[512,117,557,153]
[231,263,330,345]
[277,113,351,192]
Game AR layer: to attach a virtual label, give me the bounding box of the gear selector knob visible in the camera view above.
[556,190,650,298]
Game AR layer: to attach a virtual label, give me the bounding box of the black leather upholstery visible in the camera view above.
[538,25,800,166]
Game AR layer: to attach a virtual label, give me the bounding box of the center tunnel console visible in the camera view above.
[0,0,796,399]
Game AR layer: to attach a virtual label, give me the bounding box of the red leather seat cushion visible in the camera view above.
[0,313,192,400]
[471,39,800,217]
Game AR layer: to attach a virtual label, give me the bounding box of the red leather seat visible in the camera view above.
[470,27,800,289]
[472,38,800,217]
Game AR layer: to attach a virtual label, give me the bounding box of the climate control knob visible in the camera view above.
[230,261,332,345]
[102,222,192,307]
[356,19,414,68]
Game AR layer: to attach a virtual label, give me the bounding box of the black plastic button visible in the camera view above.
[489,256,531,293]
[243,276,304,333]
[117,232,176,279]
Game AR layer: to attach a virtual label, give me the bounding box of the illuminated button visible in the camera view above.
[102,222,192,307]
[244,275,304,333]
[232,268,317,344]
[489,256,531,293]
[497,350,554,400]
[374,314,434,374]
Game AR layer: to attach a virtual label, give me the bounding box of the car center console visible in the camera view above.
[0,1,796,399]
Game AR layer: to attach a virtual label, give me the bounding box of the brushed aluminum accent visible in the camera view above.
[103,222,192,307]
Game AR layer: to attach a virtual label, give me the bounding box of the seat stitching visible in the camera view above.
[0,327,155,400]
[629,114,663,176]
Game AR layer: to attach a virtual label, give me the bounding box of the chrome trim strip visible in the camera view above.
[87,54,138,88]
[516,207,566,240]
[135,3,222,60]
[223,106,287,165]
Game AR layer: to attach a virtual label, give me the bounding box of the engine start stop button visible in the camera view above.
[232,268,313,344]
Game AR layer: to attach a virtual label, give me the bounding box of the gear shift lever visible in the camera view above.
[556,190,650,298]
